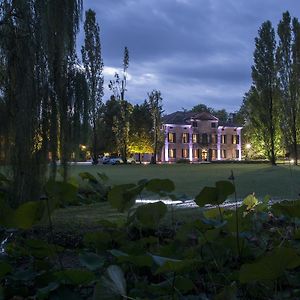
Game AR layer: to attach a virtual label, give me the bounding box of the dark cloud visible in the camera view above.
[78,0,300,113]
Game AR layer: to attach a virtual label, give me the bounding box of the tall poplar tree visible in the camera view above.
[108,47,131,162]
[251,21,279,165]
[277,12,300,164]
[81,9,104,164]
[147,90,163,164]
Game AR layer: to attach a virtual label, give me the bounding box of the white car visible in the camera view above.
[109,157,136,165]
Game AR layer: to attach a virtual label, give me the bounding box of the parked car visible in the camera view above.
[109,157,123,165]
[109,157,136,165]
[101,156,111,164]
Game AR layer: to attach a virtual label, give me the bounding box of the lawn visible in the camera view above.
[49,162,300,228]
[68,162,300,200]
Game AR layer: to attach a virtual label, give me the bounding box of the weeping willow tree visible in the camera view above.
[35,0,83,180]
[0,0,83,205]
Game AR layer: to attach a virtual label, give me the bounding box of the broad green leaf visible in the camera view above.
[145,178,175,193]
[37,282,59,300]
[93,265,126,300]
[79,172,98,183]
[13,201,46,229]
[136,201,167,228]
[216,181,235,203]
[50,286,82,300]
[0,199,13,227]
[0,286,3,300]
[79,252,104,271]
[118,254,153,267]
[151,254,181,267]
[83,232,111,251]
[0,173,9,184]
[110,249,129,257]
[174,276,195,293]
[195,181,235,207]
[108,184,137,212]
[214,283,237,300]
[204,207,224,219]
[243,194,258,210]
[97,172,109,182]
[155,259,201,274]
[272,200,300,218]
[195,187,218,206]
[0,261,12,279]
[45,180,77,206]
[25,239,63,258]
[55,269,95,285]
[239,247,300,283]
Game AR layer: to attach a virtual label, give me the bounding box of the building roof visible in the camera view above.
[163,111,243,128]
[163,111,218,125]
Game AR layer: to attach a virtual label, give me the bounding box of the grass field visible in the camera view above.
[68,162,300,200]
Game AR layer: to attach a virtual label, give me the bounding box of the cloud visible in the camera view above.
[79,0,300,113]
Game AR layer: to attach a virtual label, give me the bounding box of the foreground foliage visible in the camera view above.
[1,172,300,299]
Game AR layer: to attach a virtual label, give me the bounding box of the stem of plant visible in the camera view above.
[230,170,241,259]
[45,197,64,271]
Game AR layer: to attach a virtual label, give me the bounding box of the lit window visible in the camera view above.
[182,149,189,158]
[192,134,199,143]
[182,133,189,143]
[169,149,176,158]
[222,149,227,158]
[211,149,217,159]
[232,135,240,144]
[193,149,199,158]
[168,133,176,143]
[221,135,227,144]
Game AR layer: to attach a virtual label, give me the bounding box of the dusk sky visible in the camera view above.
[79,0,300,114]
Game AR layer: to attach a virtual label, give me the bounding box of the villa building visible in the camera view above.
[161,111,242,162]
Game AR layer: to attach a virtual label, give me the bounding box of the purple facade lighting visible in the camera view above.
[189,127,193,161]
[217,127,221,160]
[164,126,169,162]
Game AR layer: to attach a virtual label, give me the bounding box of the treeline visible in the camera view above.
[242,11,300,165]
[0,2,163,206]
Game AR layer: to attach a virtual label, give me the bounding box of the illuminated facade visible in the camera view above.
[161,111,242,162]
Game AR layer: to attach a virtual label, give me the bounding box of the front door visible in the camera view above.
[202,150,208,161]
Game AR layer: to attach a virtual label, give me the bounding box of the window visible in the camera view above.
[232,135,240,144]
[222,149,227,158]
[169,149,176,158]
[192,121,198,127]
[221,135,227,144]
[211,122,216,128]
[182,148,189,158]
[192,134,199,143]
[236,150,239,158]
[182,133,189,143]
[193,148,199,158]
[202,133,208,144]
[168,132,176,143]
[211,149,217,160]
